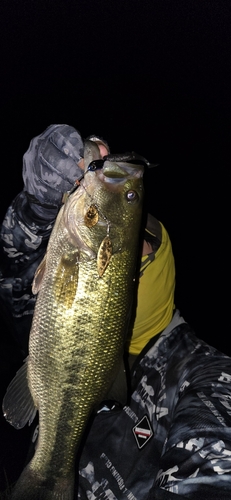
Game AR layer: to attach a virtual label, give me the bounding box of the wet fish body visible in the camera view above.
[3,142,144,499]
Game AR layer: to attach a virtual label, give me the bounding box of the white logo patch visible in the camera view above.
[132,415,153,449]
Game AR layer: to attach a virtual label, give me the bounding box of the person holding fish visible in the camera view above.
[1,125,231,500]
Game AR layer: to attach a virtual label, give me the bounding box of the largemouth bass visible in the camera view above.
[3,141,144,499]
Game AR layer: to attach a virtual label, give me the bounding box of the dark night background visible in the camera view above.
[0,0,230,491]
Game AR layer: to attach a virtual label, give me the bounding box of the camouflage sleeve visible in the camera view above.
[0,191,52,354]
[154,358,231,499]
[0,123,85,355]
[22,124,84,220]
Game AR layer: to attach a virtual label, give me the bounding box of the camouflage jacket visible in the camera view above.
[2,194,231,499]
[0,191,53,354]
[77,311,231,500]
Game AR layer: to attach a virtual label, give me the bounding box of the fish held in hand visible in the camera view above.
[2,141,144,499]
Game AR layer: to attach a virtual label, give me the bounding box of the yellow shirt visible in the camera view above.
[128,222,175,355]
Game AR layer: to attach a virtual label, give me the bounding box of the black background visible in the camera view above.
[0,0,230,490]
[0,0,230,353]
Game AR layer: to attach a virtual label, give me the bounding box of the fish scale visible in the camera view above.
[3,141,144,499]
[29,246,133,479]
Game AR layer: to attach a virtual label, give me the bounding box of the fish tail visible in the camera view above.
[10,464,75,500]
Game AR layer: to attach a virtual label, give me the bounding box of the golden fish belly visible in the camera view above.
[28,251,134,479]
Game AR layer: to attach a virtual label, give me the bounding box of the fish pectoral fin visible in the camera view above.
[2,357,37,429]
[32,254,47,295]
[97,236,112,277]
[55,253,79,306]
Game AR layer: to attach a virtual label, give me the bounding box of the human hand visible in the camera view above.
[22,124,84,219]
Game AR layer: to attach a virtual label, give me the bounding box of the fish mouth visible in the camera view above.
[97,161,144,183]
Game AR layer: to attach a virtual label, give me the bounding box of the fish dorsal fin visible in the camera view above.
[32,254,47,295]
[97,237,112,277]
[2,357,37,429]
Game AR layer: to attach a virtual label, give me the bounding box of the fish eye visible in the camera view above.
[126,190,138,202]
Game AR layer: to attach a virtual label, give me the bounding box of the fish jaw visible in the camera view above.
[63,158,144,258]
